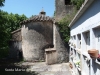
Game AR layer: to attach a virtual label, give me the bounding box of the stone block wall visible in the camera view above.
[9,41,22,59]
[54,24,69,63]
[45,48,57,65]
[21,21,53,61]
[55,0,74,22]
[11,28,22,41]
[9,29,22,59]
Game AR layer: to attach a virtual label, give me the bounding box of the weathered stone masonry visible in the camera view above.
[20,10,53,61]
[9,28,22,59]
[54,24,69,63]
[21,21,53,61]
[9,10,69,63]
[55,0,74,22]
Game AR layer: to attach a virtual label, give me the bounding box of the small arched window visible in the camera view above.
[65,0,71,5]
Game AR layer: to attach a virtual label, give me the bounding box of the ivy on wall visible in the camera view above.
[57,8,77,43]
[71,0,85,10]
[58,16,70,43]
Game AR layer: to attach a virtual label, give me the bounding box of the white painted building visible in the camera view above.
[69,0,100,75]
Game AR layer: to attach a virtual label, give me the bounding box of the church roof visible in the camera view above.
[20,10,54,25]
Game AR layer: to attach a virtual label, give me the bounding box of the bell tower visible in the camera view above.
[55,0,74,22]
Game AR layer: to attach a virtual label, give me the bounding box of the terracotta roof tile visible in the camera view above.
[20,11,53,25]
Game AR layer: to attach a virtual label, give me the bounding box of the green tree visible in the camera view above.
[71,0,84,10]
[0,0,5,7]
[0,10,27,58]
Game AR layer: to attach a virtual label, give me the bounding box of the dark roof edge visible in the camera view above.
[20,19,54,25]
[69,0,94,27]
[20,16,54,25]
[11,28,21,34]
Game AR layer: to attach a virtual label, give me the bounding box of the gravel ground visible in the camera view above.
[21,62,72,75]
[0,60,72,75]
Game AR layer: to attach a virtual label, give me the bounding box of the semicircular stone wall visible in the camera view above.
[22,21,53,61]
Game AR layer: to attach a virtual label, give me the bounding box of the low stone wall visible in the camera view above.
[9,29,22,59]
[45,48,57,65]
